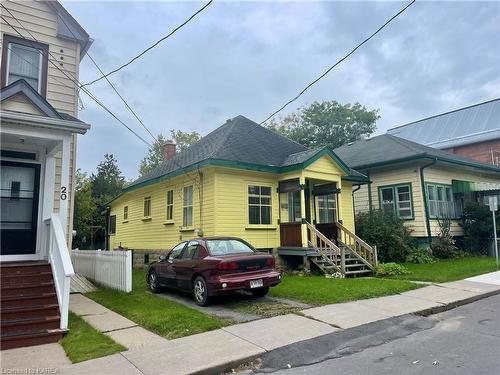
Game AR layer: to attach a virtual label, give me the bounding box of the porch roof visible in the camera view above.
[0,80,90,134]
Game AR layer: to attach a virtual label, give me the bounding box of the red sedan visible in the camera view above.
[147,237,281,306]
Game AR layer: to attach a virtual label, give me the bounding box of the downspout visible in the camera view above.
[366,170,373,211]
[352,184,361,223]
[420,158,438,245]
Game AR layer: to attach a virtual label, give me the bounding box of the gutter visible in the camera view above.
[420,158,437,245]
[0,111,91,134]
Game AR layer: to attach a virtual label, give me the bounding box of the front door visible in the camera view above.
[0,161,41,256]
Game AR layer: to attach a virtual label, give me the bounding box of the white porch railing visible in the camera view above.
[71,249,132,293]
[44,214,74,330]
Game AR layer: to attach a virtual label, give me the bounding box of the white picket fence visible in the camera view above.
[71,250,132,292]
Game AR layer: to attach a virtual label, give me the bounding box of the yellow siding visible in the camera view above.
[213,167,280,249]
[304,155,344,181]
[340,182,355,233]
[109,169,211,250]
[110,157,358,251]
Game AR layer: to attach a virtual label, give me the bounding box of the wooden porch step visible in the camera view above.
[0,261,51,276]
[1,292,57,308]
[1,316,61,335]
[345,269,373,275]
[1,282,55,296]
[0,329,67,350]
[1,271,54,285]
[1,304,60,320]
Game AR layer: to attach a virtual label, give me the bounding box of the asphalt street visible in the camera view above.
[248,295,500,375]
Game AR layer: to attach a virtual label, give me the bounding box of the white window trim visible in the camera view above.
[6,42,43,93]
[247,184,273,226]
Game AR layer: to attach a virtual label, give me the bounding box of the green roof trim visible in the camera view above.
[108,150,360,205]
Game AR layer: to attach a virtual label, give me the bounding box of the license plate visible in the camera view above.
[250,279,263,288]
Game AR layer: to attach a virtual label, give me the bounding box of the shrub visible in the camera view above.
[461,202,499,255]
[376,262,410,277]
[405,247,436,264]
[355,210,416,263]
[431,218,459,259]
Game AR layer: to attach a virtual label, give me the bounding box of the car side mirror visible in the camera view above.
[159,255,167,262]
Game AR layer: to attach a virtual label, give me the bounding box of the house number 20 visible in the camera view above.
[61,186,67,200]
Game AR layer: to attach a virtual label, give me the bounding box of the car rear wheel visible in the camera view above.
[148,270,161,293]
[193,276,211,306]
[251,286,270,298]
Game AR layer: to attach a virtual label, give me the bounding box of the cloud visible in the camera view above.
[62,0,500,179]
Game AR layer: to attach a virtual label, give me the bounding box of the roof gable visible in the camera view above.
[0,80,62,119]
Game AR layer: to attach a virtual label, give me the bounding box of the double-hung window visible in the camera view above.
[123,206,128,221]
[166,190,174,221]
[379,184,413,219]
[183,186,193,227]
[248,185,272,225]
[2,35,48,95]
[426,183,460,218]
[143,197,151,218]
[109,215,116,235]
[318,194,337,223]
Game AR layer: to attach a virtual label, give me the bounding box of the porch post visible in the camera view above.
[59,135,72,240]
[40,147,58,260]
[300,176,308,248]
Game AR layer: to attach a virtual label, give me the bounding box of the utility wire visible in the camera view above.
[55,13,157,143]
[260,0,416,124]
[82,0,214,87]
[0,8,153,148]
[1,6,200,188]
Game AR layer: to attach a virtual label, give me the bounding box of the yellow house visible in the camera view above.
[335,134,500,245]
[108,116,377,276]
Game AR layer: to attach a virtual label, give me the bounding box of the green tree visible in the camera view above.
[73,169,96,249]
[139,130,201,176]
[91,153,125,203]
[267,101,379,149]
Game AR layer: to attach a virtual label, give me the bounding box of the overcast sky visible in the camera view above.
[61,0,500,179]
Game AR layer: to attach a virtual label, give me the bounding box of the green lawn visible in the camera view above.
[269,275,421,305]
[61,312,125,363]
[85,269,229,339]
[385,257,498,283]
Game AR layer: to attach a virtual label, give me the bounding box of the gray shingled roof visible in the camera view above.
[387,98,500,149]
[127,116,365,190]
[334,134,500,172]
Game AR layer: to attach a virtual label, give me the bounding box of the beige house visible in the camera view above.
[0,0,91,349]
[335,134,500,245]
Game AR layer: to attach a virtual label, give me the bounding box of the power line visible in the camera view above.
[55,13,157,143]
[82,0,214,87]
[0,8,153,148]
[1,6,200,188]
[259,0,416,124]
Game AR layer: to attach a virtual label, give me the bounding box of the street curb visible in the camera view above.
[413,288,500,317]
[196,289,500,374]
[191,353,263,375]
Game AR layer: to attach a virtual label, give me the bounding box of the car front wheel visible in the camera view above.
[148,270,161,293]
[193,276,211,306]
[251,286,270,298]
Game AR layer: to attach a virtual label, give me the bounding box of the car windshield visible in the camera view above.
[206,239,255,256]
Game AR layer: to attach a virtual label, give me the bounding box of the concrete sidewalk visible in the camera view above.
[4,273,498,375]
[70,294,168,350]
